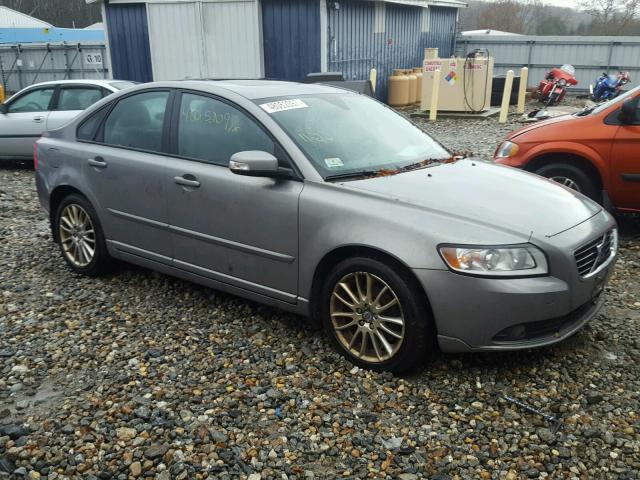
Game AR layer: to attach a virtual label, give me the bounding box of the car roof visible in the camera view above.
[145,79,351,100]
[26,79,129,90]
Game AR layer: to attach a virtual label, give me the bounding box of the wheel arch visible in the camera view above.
[524,151,604,192]
[308,245,435,328]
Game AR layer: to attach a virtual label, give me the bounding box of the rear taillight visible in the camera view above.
[33,138,40,170]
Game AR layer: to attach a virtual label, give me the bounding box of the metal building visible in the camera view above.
[91,0,464,100]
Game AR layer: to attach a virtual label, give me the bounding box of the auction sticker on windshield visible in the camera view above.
[260,99,308,114]
[324,157,344,168]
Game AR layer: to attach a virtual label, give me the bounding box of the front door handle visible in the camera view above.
[174,175,200,188]
[87,157,107,168]
[33,116,45,123]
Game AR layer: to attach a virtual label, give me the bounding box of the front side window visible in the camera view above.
[103,91,170,152]
[257,93,450,178]
[57,87,104,111]
[177,93,274,166]
[8,88,55,113]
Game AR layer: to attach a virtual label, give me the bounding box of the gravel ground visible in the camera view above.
[1,105,639,480]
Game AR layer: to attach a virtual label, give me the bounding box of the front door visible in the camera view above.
[165,91,302,302]
[81,89,173,261]
[0,86,55,159]
[610,99,640,211]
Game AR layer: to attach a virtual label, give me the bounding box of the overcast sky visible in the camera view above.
[540,0,581,6]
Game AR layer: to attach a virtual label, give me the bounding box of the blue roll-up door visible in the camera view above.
[105,2,153,82]
[262,0,321,82]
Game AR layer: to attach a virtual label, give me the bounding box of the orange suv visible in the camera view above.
[494,87,640,212]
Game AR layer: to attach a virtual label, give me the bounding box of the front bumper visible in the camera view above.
[414,217,616,353]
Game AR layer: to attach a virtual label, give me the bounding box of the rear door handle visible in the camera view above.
[87,157,107,168]
[174,175,200,188]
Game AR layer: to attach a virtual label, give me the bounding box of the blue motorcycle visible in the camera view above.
[592,71,630,102]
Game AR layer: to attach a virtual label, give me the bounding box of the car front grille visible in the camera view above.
[574,229,616,277]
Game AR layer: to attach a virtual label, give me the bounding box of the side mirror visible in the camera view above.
[618,97,638,124]
[0,104,7,114]
[229,150,290,178]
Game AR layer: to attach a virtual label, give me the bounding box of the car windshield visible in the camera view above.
[110,81,138,90]
[256,93,450,179]
[588,85,640,115]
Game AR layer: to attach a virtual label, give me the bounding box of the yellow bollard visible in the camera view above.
[499,70,514,124]
[369,68,377,94]
[0,85,4,103]
[429,69,441,122]
[517,67,528,114]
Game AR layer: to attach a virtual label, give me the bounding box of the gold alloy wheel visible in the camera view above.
[330,271,405,363]
[59,204,96,268]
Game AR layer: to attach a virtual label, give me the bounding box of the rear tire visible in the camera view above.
[535,163,600,202]
[320,256,435,374]
[54,194,111,276]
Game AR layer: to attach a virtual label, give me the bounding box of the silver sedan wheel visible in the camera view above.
[550,176,581,192]
[59,204,96,268]
[330,272,405,363]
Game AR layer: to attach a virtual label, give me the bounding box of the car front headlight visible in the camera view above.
[439,245,548,277]
[495,140,519,158]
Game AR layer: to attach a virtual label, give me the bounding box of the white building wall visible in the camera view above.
[201,1,262,78]
[145,0,262,81]
[148,2,205,80]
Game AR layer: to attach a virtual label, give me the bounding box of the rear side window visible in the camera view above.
[8,87,55,113]
[57,87,104,111]
[77,104,111,141]
[177,93,274,166]
[102,91,170,152]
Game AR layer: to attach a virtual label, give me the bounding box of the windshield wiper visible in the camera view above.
[324,170,378,181]
[398,159,443,172]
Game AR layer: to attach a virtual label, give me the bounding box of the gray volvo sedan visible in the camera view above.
[35,80,617,372]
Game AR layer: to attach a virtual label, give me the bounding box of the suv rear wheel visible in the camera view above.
[535,163,600,202]
[321,256,434,373]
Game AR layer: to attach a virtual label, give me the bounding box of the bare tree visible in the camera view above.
[580,0,640,34]
[0,0,101,28]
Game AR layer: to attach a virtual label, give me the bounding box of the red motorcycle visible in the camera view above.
[537,64,578,106]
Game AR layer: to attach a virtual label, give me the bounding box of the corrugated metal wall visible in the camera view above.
[262,0,321,81]
[148,3,204,80]
[105,2,152,82]
[328,1,457,100]
[201,1,262,78]
[0,43,107,93]
[146,0,262,81]
[457,36,640,90]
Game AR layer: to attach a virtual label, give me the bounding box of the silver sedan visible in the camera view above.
[34,80,617,372]
[0,79,136,161]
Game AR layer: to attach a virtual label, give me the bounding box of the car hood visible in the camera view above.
[507,114,576,139]
[344,159,601,238]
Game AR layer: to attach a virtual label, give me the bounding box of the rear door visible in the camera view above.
[0,86,55,158]
[164,91,302,302]
[609,97,640,211]
[80,89,174,262]
[47,85,107,131]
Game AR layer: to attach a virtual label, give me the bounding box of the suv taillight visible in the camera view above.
[33,138,40,170]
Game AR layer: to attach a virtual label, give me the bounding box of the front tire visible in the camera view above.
[320,256,434,373]
[534,163,600,202]
[55,194,111,276]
